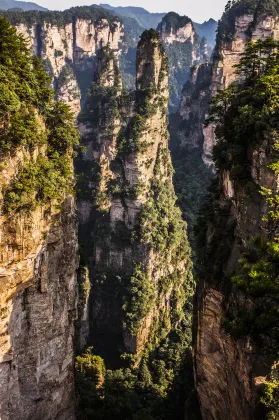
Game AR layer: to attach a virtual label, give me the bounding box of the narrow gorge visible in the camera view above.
[1,0,279,419]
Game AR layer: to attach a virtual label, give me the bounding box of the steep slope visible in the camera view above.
[0,17,79,420]
[194,10,279,420]
[75,29,196,419]
[0,0,47,11]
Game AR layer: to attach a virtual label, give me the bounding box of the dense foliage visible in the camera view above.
[207,38,279,185]
[0,16,79,213]
[261,376,279,420]
[0,5,120,28]
[75,333,198,420]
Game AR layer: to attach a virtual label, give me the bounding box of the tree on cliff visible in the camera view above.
[0,16,79,214]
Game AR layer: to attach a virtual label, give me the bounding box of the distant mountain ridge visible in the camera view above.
[100,4,166,29]
[101,4,217,47]
[0,0,47,11]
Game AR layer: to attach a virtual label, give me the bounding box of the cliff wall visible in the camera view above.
[0,194,78,420]
[0,19,79,419]
[194,131,278,420]
[193,9,279,417]
[157,12,209,110]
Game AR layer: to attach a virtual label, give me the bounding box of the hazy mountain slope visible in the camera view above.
[101,3,166,28]
[101,4,217,49]
[0,0,47,11]
[193,18,217,47]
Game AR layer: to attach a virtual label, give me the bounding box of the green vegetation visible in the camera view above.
[0,5,120,29]
[75,331,199,420]
[122,263,156,336]
[0,16,79,213]
[207,38,279,185]
[140,145,189,258]
[261,376,279,420]
[79,46,121,133]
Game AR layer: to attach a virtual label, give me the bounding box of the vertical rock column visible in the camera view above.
[77,30,192,366]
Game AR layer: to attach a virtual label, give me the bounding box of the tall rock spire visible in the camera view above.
[77,30,193,366]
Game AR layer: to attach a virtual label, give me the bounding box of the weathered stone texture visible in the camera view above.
[0,145,78,419]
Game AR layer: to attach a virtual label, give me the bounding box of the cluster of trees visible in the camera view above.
[76,331,198,420]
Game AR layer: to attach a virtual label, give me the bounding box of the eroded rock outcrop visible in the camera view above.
[0,194,78,420]
[157,12,210,110]
[9,7,124,116]
[176,3,279,167]
[177,63,212,151]
[194,139,278,420]
[158,13,196,45]
[77,30,193,365]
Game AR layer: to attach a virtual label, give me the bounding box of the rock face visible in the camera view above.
[77,31,192,365]
[0,154,78,420]
[158,14,196,45]
[0,19,79,418]
[205,12,279,165]
[178,63,212,151]
[14,9,124,116]
[157,12,210,110]
[194,138,279,420]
